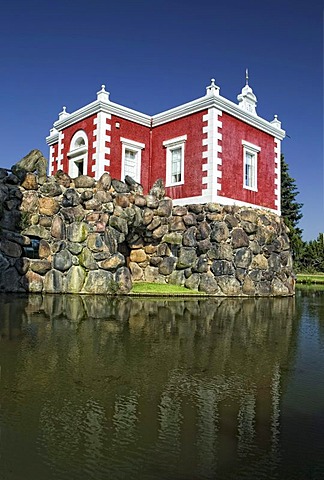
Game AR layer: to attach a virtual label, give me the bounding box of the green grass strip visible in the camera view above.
[296,274,324,284]
[130,282,206,295]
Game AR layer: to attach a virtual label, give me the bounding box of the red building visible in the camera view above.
[46,76,285,214]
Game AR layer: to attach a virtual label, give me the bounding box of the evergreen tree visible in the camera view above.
[280,154,304,268]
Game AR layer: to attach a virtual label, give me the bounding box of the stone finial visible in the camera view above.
[97,84,110,102]
[237,70,257,115]
[271,114,282,129]
[58,106,70,120]
[206,78,220,96]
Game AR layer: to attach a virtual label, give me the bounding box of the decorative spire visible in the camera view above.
[271,114,282,129]
[237,70,257,115]
[206,78,220,96]
[58,106,70,120]
[97,84,110,102]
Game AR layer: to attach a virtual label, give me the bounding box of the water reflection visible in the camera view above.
[0,292,316,480]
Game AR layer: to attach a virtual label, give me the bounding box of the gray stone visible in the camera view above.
[183,213,197,226]
[81,190,93,202]
[79,247,97,270]
[60,205,85,223]
[51,216,65,239]
[199,273,220,294]
[125,176,143,195]
[224,214,239,229]
[134,195,146,207]
[87,233,107,253]
[147,217,161,231]
[12,149,47,183]
[159,256,177,275]
[217,276,241,295]
[67,242,83,255]
[162,232,183,245]
[211,260,234,276]
[207,244,233,261]
[231,228,249,248]
[145,195,159,208]
[53,249,72,272]
[157,199,172,217]
[268,253,281,271]
[177,247,197,268]
[197,238,212,254]
[97,172,112,190]
[152,225,169,239]
[67,222,90,243]
[22,225,51,240]
[242,276,256,295]
[74,175,96,189]
[173,205,188,216]
[0,252,10,270]
[83,270,117,294]
[129,262,144,281]
[185,273,200,291]
[251,254,268,270]
[188,204,203,214]
[109,216,128,235]
[30,260,51,275]
[104,227,118,254]
[111,179,129,193]
[43,269,65,293]
[239,209,258,224]
[157,243,171,257]
[194,255,209,273]
[84,198,102,210]
[100,253,125,271]
[197,221,211,240]
[271,277,289,296]
[241,221,257,234]
[234,247,252,269]
[169,216,186,231]
[40,180,62,197]
[24,270,44,293]
[183,226,197,247]
[54,170,71,188]
[115,267,132,294]
[95,190,112,204]
[62,188,81,207]
[0,239,22,258]
[144,266,166,284]
[149,179,165,199]
[168,270,185,286]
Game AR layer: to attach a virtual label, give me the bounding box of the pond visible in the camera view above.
[0,287,323,479]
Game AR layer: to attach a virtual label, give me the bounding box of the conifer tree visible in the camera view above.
[280,154,304,268]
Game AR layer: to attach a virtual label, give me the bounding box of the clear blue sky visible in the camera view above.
[0,0,322,241]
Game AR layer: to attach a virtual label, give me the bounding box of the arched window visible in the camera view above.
[67,130,88,177]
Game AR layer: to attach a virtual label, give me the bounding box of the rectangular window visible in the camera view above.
[163,135,187,187]
[120,138,145,183]
[242,140,261,191]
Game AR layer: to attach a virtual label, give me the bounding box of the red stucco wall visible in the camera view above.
[110,116,151,191]
[220,112,276,209]
[151,110,207,199]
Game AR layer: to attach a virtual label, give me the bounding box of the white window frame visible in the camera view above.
[120,137,145,183]
[242,140,260,192]
[67,130,88,177]
[163,135,187,187]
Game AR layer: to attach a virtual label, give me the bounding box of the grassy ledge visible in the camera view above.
[296,274,324,285]
[130,282,206,296]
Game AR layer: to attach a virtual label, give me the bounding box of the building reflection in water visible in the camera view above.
[0,293,297,479]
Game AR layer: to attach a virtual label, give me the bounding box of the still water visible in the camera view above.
[0,288,323,480]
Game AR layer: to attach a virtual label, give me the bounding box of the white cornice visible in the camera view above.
[46,91,285,146]
[152,95,285,140]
